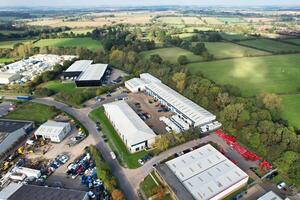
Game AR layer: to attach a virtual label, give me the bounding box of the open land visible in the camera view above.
[34,37,103,51]
[187,54,300,97]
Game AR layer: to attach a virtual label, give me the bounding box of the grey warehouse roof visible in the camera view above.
[77,64,108,81]
[0,119,32,134]
[4,184,87,200]
[145,82,216,126]
[65,60,93,72]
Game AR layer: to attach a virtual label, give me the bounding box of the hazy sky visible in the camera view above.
[1,0,300,7]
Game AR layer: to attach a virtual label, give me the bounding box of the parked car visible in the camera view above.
[277,182,286,190]
[110,152,116,160]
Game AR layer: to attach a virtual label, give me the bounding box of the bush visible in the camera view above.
[177,55,189,65]
[34,87,54,97]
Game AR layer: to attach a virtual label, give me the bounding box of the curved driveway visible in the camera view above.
[32,97,214,200]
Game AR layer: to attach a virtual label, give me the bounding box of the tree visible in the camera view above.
[191,42,206,55]
[177,55,189,65]
[111,189,124,200]
[257,93,282,111]
[154,134,171,152]
[172,72,187,93]
[149,54,163,64]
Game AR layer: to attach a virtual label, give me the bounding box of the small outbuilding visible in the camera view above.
[34,121,71,143]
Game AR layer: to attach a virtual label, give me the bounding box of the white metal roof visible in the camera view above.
[140,73,162,84]
[77,64,108,81]
[35,121,70,137]
[145,82,216,126]
[258,191,283,200]
[166,144,249,200]
[103,101,156,146]
[0,72,17,79]
[65,60,93,72]
[125,78,146,89]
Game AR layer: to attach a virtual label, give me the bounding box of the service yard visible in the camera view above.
[127,92,173,135]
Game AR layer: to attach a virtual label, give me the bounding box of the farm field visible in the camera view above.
[283,38,300,45]
[218,17,245,23]
[220,32,256,41]
[34,37,103,51]
[204,42,270,59]
[0,39,34,49]
[187,54,300,96]
[3,102,59,124]
[141,47,203,64]
[172,32,196,39]
[281,95,300,129]
[62,28,94,34]
[238,39,300,53]
[201,17,223,24]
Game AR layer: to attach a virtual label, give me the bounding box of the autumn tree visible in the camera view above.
[111,189,125,200]
[172,72,187,93]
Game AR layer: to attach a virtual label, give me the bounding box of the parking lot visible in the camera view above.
[127,92,173,134]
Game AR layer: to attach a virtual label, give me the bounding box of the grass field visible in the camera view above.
[62,28,94,34]
[220,32,256,41]
[140,172,159,197]
[141,47,203,64]
[40,80,78,93]
[89,108,148,169]
[0,58,15,63]
[201,17,223,24]
[204,42,270,59]
[3,102,59,124]
[0,39,33,49]
[238,39,300,53]
[218,17,245,23]
[283,38,300,45]
[281,95,300,128]
[172,33,196,39]
[34,37,103,51]
[187,54,300,96]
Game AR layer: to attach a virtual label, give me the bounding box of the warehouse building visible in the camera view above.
[258,191,283,200]
[0,183,89,200]
[0,119,34,160]
[62,60,93,79]
[0,73,20,85]
[155,144,249,200]
[103,100,156,153]
[125,73,216,128]
[63,60,108,87]
[75,63,108,87]
[34,121,71,143]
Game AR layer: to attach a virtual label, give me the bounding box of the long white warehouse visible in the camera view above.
[155,144,249,200]
[125,73,216,127]
[103,100,156,153]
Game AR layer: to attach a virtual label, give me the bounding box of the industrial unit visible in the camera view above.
[63,60,108,87]
[0,119,34,159]
[155,144,249,200]
[125,73,217,130]
[258,191,283,200]
[0,183,89,200]
[0,73,20,85]
[103,100,156,153]
[34,121,71,143]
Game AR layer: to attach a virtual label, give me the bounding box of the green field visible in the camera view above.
[0,58,15,63]
[141,47,203,64]
[218,17,245,23]
[281,95,300,128]
[204,42,270,59]
[187,54,300,96]
[238,39,300,53]
[40,80,78,93]
[220,32,256,41]
[0,39,34,49]
[89,108,148,169]
[34,37,103,51]
[283,38,300,45]
[3,102,59,124]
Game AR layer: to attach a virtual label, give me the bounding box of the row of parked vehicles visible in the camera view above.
[66,152,110,200]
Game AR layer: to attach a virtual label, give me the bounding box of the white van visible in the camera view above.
[110,152,116,160]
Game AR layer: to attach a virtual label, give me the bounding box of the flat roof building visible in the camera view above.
[75,64,108,87]
[0,73,21,85]
[125,78,147,93]
[0,183,89,200]
[34,121,71,143]
[103,100,156,153]
[0,119,33,160]
[155,144,249,200]
[258,191,283,200]
[63,60,108,87]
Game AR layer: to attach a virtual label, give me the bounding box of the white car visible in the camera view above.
[138,159,144,165]
[110,152,116,160]
[277,182,286,190]
[88,191,96,199]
